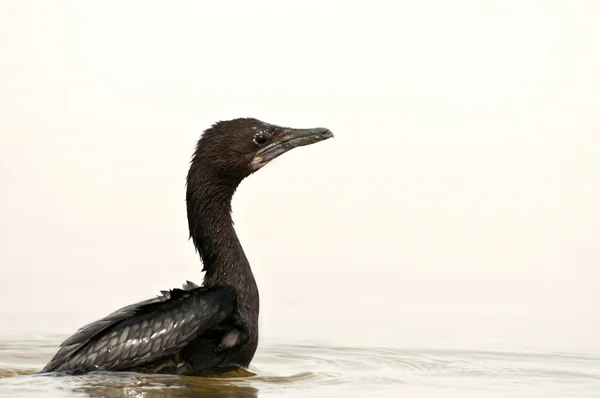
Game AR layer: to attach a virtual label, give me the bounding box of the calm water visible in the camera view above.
[1,332,599,398]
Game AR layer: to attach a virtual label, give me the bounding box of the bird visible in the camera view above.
[39,118,333,376]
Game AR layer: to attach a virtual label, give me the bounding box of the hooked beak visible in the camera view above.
[251,127,333,169]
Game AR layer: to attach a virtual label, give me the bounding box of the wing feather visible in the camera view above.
[41,283,237,373]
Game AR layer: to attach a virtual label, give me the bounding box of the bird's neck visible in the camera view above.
[186,175,257,296]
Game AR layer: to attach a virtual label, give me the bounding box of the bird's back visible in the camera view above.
[40,283,244,375]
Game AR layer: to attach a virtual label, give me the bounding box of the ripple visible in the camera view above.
[250,344,600,393]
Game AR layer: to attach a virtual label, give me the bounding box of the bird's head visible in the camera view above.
[190,118,333,183]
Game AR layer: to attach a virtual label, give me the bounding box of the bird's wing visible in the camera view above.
[40,282,238,373]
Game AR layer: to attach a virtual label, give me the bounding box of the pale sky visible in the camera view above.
[0,1,599,349]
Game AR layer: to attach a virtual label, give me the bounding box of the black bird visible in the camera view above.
[40,118,333,376]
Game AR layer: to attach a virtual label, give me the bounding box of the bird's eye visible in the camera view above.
[253,133,268,146]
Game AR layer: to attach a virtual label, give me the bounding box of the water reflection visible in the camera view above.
[1,369,259,398]
[74,374,259,398]
[32,372,260,398]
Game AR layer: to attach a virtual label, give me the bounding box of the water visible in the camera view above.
[1,333,599,397]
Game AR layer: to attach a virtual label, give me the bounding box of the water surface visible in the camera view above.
[1,333,599,398]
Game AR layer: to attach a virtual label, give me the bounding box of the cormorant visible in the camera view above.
[39,118,333,376]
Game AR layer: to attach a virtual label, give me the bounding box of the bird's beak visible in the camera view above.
[251,127,333,169]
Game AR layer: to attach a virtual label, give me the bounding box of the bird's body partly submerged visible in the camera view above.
[40,118,332,376]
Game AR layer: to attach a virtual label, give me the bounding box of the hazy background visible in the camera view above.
[1,0,599,354]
